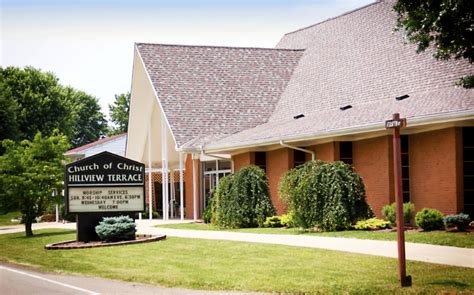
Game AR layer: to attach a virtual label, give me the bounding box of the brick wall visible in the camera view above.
[410,127,462,215]
[266,148,292,214]
[185,154,201,219]
[307,142,339,161]
[232,152,255,172]
[353,136,394,217]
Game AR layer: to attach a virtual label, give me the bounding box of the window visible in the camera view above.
[339,142,353,165]
[201,160,232,215]
[463,127,474,218]
[255,152,266,172]
[293,149,306,168]
[401,135,410,202]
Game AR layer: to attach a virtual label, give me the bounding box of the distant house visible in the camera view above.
[126,0,474,221]
[64,133,127,162]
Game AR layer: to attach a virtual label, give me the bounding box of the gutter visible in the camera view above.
[279,140,315,160]
[204,110,474,153]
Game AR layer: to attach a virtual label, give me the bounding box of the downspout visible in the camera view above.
[279,140,315,160]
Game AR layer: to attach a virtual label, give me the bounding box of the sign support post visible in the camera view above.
[386,113,412,287]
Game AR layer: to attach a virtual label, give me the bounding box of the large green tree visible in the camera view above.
[0,66,108,147]
[108,92,130,135]
[63,87,108,147]
[0,131,69,236]
[394,0,474,87]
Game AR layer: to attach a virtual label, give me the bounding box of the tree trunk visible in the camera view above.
[25,218,33,237]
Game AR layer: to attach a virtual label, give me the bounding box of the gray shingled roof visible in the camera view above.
[136,44,304,148]
[205,0,473,150]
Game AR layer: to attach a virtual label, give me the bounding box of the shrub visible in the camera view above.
[40,213,55,222]
[212,166,275,228]
[381,202,415,225]
[264,216,283,228]
[279,160,373,231]
[137,208,160,219]
[95,215,136,242]
[415,208,444,231]
[443,213,471,231]
[203,203,213,224]
[353,218,391,230]
[280,212,295,228]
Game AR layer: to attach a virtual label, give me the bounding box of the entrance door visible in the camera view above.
[154,180,184,218]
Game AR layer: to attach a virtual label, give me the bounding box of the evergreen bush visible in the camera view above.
[443,213,471,231]
[95,215,136,242]
[381,202,415,225]
[279,160,373,231]
[212,166,275,228]
[415,208,444,231]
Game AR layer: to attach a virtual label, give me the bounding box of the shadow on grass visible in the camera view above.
[429,279,469,289]
[13,230,75,239]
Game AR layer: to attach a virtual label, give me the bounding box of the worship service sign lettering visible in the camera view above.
[65,152,145,213]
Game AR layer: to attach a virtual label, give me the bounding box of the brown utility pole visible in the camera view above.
[385,113,412,287]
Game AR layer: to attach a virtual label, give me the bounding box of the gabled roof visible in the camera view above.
[65,133,127,156]
[205,0,473,151]
[136,44,304,148]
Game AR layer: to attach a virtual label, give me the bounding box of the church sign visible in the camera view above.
[65,151,145,214]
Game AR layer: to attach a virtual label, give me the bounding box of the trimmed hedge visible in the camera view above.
[415,208,444,231]
[95,215,136,242]
[381,202,415,225]
[211,166,275,228]
[279,160,373,231]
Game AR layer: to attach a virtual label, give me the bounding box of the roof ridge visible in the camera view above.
[65,133,127,154]
[135,42,305,52]
[284,0,381,36]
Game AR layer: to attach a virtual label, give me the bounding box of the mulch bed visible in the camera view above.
[45,234,166,250]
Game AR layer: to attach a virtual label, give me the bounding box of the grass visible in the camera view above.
[0,211,22,226]
[0,229,473,294]
[156,223,474,248]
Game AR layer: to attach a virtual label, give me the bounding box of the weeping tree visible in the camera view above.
[211,166,275,228]
[279,160,373,231]
[0,131,69,236]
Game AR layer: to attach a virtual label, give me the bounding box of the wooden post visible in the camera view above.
[386,113,412,287]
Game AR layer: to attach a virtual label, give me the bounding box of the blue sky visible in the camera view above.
[1,0,373,117]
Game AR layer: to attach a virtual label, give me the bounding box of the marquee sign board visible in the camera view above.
[65,151,145,214]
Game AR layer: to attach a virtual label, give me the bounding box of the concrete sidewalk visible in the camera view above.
[135,220,474,269]
[2,220,473,268]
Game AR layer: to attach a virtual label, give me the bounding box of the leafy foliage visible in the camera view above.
[394,0,474,87]
[353,218,391,230]
[95,215,136,242]
[279,160,373,231]
[0,131,69,236]
[211,166,275,228]
[0,66,107,147]
[443,213,471,231]
[108,92,130,135]
[381,202,415,225]
[415,208,444,231]
[280,212,295,228]
[263,216,283,228]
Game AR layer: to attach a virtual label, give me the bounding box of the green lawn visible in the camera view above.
[0,211,22,226]
[0,229,473,294]
[157,223,474,248]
